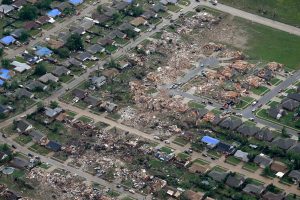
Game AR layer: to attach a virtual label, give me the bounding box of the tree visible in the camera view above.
[1,59,10,69]
[107,58,119,68]
[36,0,52,10]
[54,47,70,58]
[36,101,44,112]
[2,0,13,4]
[97,5,103,13]
[281,127,289,138]
[34,63,47,76]
[0,48,3,57]
[19,31,30,42]
[128,5,144,17]
[19,5,38,21]
[123,29,137,38]
[112,12,122,25]
[65,33,84,51]
[50,101,58,109]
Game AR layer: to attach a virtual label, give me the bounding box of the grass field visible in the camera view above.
[14,135,32,145]
[225,156,241,166]
[173,136,189,146]
[251,86,270,96]
[242,162,259,172]
[219,0,300,27]
[236,18,300,70]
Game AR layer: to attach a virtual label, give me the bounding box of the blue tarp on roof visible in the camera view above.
[123,0,133,3]
[35,46,53,57]
[0,36,16,45]
[46,141,61,152]
[0,79,4,86]
[47,9,61,17]
[201,136,220,146]
[69,0,83,5]
[0,69,11,80]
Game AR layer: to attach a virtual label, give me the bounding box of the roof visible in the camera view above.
[26,80,47,91]
[23,21,40,30]
[16,119,32,132]
[11,61,31,73]
[219,117,243,130]
[98,37,114,46]
[243,184,265,196]
[130,17,147,27]
[113,1,129,10]
[76,52,92,61]
[216,142,236,154]
[87,44,105,54]
[152,3,166,12]
[254,154,273,168]
[201,136,220,148]
[46,140,61,152]
[184,190,204,200]
[44,107,63,118]
[288,143,300,153]
[39,73,59,83]
[29,130,45,142]
[270,161,288,173]
[0,36,16,45]
[0,5,14,14]
[91,76,106,87]
[237,124,260,137]
[0,69,12,80]
[10,157,29,169]
[0,105,10,114]
[35,46,53,57]
[47,9,61,18]
[188,162,210,174]
[142,10,157,19]
[255,128,275,142]
[69,0,83,5]
[225,175,245,188]
[287,93,300,102]
[234,150,249,162]
[268,106,282,119]
[36,15,51,25]
[271,138,296,150]
[52,66,70,77]
[12,0,27,8]
[288,170,300,181]
[15,88,34,99]
[282,98,300,111]
[91,13,110,24]
[65,58,82,67]
[0,79,4,86]
[11,29,24,38]
[207,170,227,182]
[84,95,100,107]
[72,88,86,99]
[118,22,135,31]
[262,191,285,200]
[108,30,126,39]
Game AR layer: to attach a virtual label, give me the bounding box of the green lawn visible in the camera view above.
[178,0,190,6]
[160,146,173,154]
[251,86,270,96]
[66,110,77,118]
[242,162,259,172]
[173,136,189,146]
[78,115,93,123]
[167,4,182,12]
[177,152,190,160]
[225,156,241,166]
[267,101,280,108]
[207,149,222,158]
[236,18,300,70]
[29,144,51,155]
[13,135,32,145]
[194,158,210,165]
[219,0,300,27]
[107,190,120,197]
[188,101,205,109]
[270,77,282,86]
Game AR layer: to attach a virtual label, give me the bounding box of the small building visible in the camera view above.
[12,0,27,9]
[243,184,265,196]
[11,61,31,73]
[23,21,40,30]
[11,29,24,39]
[45,140,61,152]
[100,101,117,112]
[287,93,300,102]
[39,73,59,83]
[200,136,220,149]
[26,80,47,91]
[183,190,204,200]
[16,119,33,133]
[207,170,227,182]
[98,37,115,46]
[90,76,106,88]
[0,5,14,14]
[288,143,300,154]
[268,106,286,120]
[15,88,34,99]
[36,15,52,25]
[113,1,129,11]
[270,161,288,174]
[234,150,249,162]
[118,22,135,32]
[152,3,167,13]
[288,170,300,183]
[225,174,245,188]
[271,138,296,151]
[0,36,16,46]
[91,13,110,24]
[141,10,158,19]
[108,30,127,39]
[130,17,148,27]
[254,153,273,168]
[64,58,83,68]
[216,142,236,155]
[52,66,71,77]
[47,9,61,18]
[44,107,63,118]
[87,44,105,55]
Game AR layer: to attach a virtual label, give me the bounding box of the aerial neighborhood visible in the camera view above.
[0,0,300,199]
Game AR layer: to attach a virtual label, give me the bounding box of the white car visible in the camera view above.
[252,108,257,112]
[249,118,255,121]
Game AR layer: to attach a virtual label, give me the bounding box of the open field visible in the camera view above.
[219,0,300,27]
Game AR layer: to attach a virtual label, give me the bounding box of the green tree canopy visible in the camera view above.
[65,33,84,51]
[34,62,47,76]
[19,5,38,21]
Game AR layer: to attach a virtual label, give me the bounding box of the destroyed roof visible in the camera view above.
[262,191,285,200]
[288,170,300,182]
[243,184,265,196]
[254,154,273,168]
[237,124,260,137]
[207,170,227,182]
[225,174,245,188]
[46,140,61,152]
[184,190,204,200]
[281,98,300,111]
[189,162,210,174]
[219,117,243,130]
[271,138,296,150]
[36,15,51,25]
[255,128,275,142]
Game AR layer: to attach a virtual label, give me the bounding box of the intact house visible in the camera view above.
[108,30,127,40]
[225,174,245,189]
[39,73,59,83]
[11,61,31,73]
[14,88,34,99]
[200,135,220,149]
[268,106,286,120]
[87,44,105,55]
[215,141,236,155]
[233,150,249,162]
[29,130,45,144]
[255,128,275,142]
[237,124,260,137]
[262,191,285,200]
[76,52,92,62]
[44,107,63,123]
[63,58,83,68]
[26,80,47,91]
[242,184,265,197]
[90,76,106,89]
[207,170,227,183]
[16,119,33,133]
[219,117,243,131]
[254,153,273,168]
[281,98,300,111]
[84,95,100,108]
[271,138,296,151]
[45,140,62,152]
[288,170,300,184]
[141,10,158,19]
[52,66,71,77]
[72,88,88,102]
